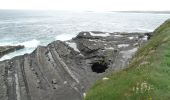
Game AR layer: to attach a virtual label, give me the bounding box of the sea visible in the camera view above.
[0,10,170,61]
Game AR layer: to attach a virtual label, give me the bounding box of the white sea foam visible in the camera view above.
[0,39,40,48]
[18,39,40,48]
[55,34,76,41]
[0,48,34,61]
[0,55,11,61]
[89,32,110,37]
[0,39,40,61]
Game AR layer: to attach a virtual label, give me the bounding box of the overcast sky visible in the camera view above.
[0,0,170,11]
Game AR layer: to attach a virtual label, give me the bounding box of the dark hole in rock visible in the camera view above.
[114,49,118,53]
[91,62,108,73]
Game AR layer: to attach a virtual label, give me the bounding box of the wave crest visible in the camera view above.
[18,39,40,48]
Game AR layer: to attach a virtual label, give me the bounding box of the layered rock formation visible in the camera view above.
[0,31,150,100]
[0,45,24,58]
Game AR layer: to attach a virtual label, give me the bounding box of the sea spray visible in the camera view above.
[0,39,40,61]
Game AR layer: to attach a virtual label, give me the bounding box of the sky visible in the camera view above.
[0,0,170,11]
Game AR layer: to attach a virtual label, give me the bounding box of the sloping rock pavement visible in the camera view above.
[0,31,150,100]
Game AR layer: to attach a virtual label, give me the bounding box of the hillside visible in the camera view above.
[86,19,170,100]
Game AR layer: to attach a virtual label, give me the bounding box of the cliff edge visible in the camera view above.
[0,31,148,100]
[86,19,170,100]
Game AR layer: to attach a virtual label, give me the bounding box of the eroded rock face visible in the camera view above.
[0,31,150,100]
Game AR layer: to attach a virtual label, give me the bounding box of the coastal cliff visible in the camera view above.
[86,20,170,100]
[0,31,149,100]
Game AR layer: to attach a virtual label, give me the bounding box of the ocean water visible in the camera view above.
[0,10,170,61]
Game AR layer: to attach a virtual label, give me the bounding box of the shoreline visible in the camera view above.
[0,31,149,100]
[0,45,24,58]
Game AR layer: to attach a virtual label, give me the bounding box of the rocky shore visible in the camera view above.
[0,45,24,58]
[0,31,151,100]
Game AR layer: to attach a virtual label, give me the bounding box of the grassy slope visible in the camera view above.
[86,19,170,100]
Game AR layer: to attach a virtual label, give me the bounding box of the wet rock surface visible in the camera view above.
[0,45,24,58]
[0,31,150,100]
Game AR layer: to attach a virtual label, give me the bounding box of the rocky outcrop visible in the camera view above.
[0,45,24,58]
[0,31,150,100]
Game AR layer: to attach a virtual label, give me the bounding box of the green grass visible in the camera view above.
[85,19,170,100]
